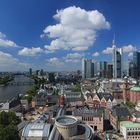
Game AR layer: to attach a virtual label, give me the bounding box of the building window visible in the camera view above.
[127,132,131,135]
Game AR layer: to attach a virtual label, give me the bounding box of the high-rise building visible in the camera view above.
[29,68,32,76]
[133,51,140,78]
[112,39,123,78]
[100,61,108,78]
[94,61,100,77]
[107,64,113,79]
[82,59,94,79]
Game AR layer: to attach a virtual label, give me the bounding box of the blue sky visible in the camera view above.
[0,0,140,71]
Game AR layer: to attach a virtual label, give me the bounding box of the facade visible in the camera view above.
[112,39,123,78]
[55,116,78,139]
[133,51,140,78]
[122,79,130,103]
[21,99,29,111]
[99,61,108,78]
[85,92,117,109]
[109,106,131,131]
[107,64,113,79]
[82,59,94,79]
[32,89,48,108]
[73,107,104,132]
[129,86,140,103]
[0,97,21,112]
[120,121,140,140]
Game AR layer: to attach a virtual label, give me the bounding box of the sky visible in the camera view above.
[0,0,140,72]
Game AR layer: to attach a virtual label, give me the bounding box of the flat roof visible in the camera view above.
[120,121,140,128]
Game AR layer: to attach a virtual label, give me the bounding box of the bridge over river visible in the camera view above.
[8,81,34,86]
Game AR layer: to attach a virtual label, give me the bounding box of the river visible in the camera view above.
[0,75,34,102]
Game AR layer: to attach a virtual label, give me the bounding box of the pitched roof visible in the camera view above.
[73,106,104,117]
[112,106,130,117]
[96,92,114,101]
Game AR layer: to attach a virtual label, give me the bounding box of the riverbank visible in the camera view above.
[0,75,33,102]
[0,75,14,86]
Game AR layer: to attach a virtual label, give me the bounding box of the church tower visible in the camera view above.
[122,77,129,104]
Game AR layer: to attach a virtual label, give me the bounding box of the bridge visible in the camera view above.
[8,81,34,86]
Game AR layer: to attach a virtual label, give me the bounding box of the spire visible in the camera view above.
[112,34,116,46]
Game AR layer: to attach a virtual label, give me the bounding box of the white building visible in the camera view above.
[120,121,140,140]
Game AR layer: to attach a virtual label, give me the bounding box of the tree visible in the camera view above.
[0,112,20,140]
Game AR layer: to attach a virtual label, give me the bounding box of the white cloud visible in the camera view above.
[42,6,110,52]
[66,52,84,59]
[65,59,81,63]
[0,32,19,48]
[47,57,64,65]
[122,44,135,53]
[18,47,43,56]
[92,52,99,57]
[0,51,30,71]
[102,47,113,54]
[103,44,136,55]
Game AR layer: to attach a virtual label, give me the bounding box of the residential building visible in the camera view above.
[85,92,117,109]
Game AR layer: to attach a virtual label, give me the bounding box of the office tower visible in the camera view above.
[29,68,32,76]
[128,60,135,78]
[36,70,40,76]
[112,39,123,78]
[94,61,100,77]
[133,51,140,78]
[107,64,113,79]
[100,61,108,78]
[82,59,94,79]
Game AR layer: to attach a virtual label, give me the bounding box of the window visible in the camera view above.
[127,132,131,135]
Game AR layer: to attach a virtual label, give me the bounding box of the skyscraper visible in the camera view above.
[107,64,113,79]
[29,68,32,76]
[112,38,123,78]
[82,59,94,79]
[100,61,108,78]
[133,51,140,78]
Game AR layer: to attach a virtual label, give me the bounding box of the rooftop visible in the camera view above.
[120,121,140,128]
[130,86,140,92]
[112,106,130,117]
[22,122,51,137]
[73,107,104,117]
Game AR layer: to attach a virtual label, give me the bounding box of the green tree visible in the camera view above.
[0,112,20,140]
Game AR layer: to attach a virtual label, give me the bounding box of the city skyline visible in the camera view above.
[0,0,140,71]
